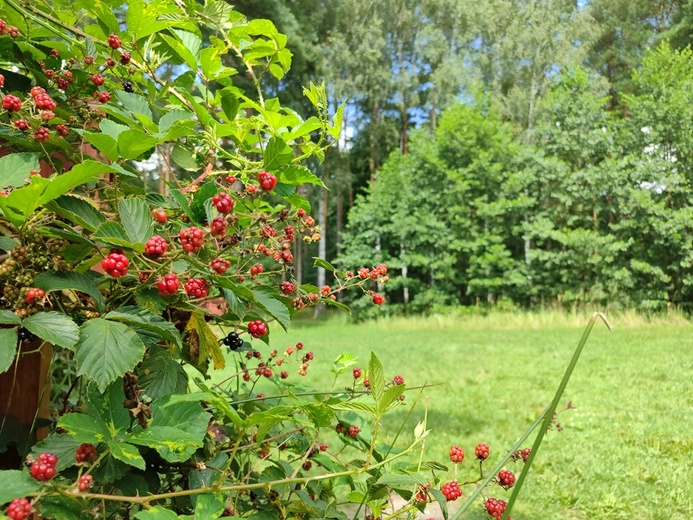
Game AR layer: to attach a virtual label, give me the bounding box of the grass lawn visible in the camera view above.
[245,312,693,519]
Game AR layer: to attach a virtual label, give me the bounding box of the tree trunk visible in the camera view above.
[0,339,52,469]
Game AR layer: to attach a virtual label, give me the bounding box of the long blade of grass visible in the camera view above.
[501,312,611,519]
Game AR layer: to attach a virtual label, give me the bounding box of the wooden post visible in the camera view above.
[0,339,52,469]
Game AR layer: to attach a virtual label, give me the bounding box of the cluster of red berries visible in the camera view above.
[29,452,58,481]
[210,216,227,236]
[78,474,94,491]
[212,192,235,214]
[247,320,268,338]
[497,470,516,489]
[180,227,204,253]
[152,208,168,223]
[484,498,510,519]
[258,170,277,191]
[441,481,462,501]
[475,442,490,460]
[107,34,122,49]
[144,235,169,257]
[0,19,20,39]
[5,498,31,520]
[449,445,465,463]
[184,278,208,298]
[75,443,97,463]
[24,287,45,304]
[157,273,180,296]
[280,281,296,294]
[211,257,231,274]
[101,252,129,278]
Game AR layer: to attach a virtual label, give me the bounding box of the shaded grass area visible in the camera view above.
[259,312,693,519]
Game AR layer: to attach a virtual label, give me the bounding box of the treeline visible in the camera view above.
[231,0,693,311]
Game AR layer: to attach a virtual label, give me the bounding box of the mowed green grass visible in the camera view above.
[261,313,693,519]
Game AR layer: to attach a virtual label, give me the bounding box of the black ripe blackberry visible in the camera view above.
[17,326,37,342]
[123,80,134,93]
[223,331,243,351]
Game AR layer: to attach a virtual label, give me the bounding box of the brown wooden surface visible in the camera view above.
[0,339,52,469]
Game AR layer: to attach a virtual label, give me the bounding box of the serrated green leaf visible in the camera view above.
[0,310,20,325]
[47,195,107,231]
[118,130,159,160]
[171,145,198,171]
[0,470,41,506]
[108,441,146,470]
[125,426,203,462]
[377,472,430,488]
[40,496,94,520]
[328,400,376,415]
[135,506,181,519]
[115,91,153,120]
[164,392,242,427]
[119,198,153,243]
[139,347,189,400]
[159,110,194,134]
[33,271,105,313]
[79,131,119,162]
[58,412,112,443]
[263,136,293,170]
[369,352,386,410]
[21,312,79,350]
[429,488,449,520]
[87,381,130,436]
[75,319,147,392]
[251,286,291,331]
[284,194,310,212]
[279,165,325,187]
[194,492,226,519]
[378,384,405,415]
[100,119,130,140]
[93,221,134,250]
[220,90,240,121]
[0,152,40,188]
[313,257,335,272]
[0,236,18,251]
[38,161,114,205]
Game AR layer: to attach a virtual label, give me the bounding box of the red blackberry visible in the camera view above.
[347,425,360,437]
[258,170,277,191]
[475,442,490,461]
[55,124,69,136]
[91,74,105,86]
[393,374,404,385]
[30,453,58,481]
[497,469,515,489]
[75,443,97,463]
[484,498,509,519]
[353,367,362,379]
[2,95,22,111]
[212,192,234,214]
[34,127,50,142]
[372,293,385,305]
[449,445,465,463]
[119,51,131,65]
[6,498,31,520]
[179,227,204,252]
[210,216,227,236]
[250,263,264,276]
[98,91,111,103]
[247,320,268,338]
[107,34,122,49]
[184,278,208,298]
[210,257,231,274]
[151,208,167,223]
[101,252,129,277]
[144,235,169,257]
[280,281,296,294]
[157,273,180,296]
[13,119,28,131]
[78,474,93,491]
[440,481,462,501]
